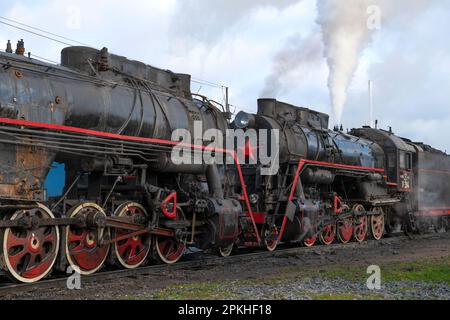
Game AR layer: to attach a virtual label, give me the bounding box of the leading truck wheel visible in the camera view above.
[1,204,60,283]
[303,236,317,247]
[217,244,234,257]
[65,203,110,275]
[262,224,278,252]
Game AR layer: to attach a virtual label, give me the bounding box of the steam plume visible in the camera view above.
[316,0,375,124]
[260,32,323,98]
[316,0,431,124]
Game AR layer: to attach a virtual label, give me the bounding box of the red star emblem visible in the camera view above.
[238,139,258,161]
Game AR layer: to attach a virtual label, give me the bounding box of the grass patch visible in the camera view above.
[382,258,450,284]
[150,283,237,300]
[116,256,450,300]
[310,256,450,284]
[310,292,384,300]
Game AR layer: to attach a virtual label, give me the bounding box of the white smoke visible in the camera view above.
[260,32,323,98]
[316,0,431,125]
[316,0,375,124]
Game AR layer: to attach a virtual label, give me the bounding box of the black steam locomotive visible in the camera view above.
[234,100,450,248]
[0,42,448,283]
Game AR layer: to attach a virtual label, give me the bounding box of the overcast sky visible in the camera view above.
[1,0,449,151]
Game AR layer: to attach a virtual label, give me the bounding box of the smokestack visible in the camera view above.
[5,40,12,54]
[369,80,374,128]
[15,39,25,56]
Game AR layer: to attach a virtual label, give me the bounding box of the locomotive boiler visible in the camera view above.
[0,45,230,199]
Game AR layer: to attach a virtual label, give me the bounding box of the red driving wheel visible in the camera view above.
[114,202,151,269]
[353,204,368,243]
[319,223,336,246]
[337,219,353,243]
[154,208,187,264]
[370,207,385,240]
[1,204,59,283]
[65,203,110,275]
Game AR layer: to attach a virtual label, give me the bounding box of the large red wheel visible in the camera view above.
[1,204,59,283]
[262,224,278,252]
[114,203,151,269]
[65,203,110,275]
[353,204,368,243]
[319,223,336,246]
[369,207,385,240]
[154,208,187,264]
[337,219,353,243]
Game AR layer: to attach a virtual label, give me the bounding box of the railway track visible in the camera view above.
[0,233,428,296]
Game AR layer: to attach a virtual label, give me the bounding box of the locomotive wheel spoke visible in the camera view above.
[65,203,110,275]
[113,202,151,269]
[7,249,28,268]
[353,204,368,243]
[154,208,186,264]
[1,204,59,283]
[370,207,385,240]
[319,223,336,246]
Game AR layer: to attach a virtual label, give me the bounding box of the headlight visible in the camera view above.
[249,194,259,204]
[234,111,254,129]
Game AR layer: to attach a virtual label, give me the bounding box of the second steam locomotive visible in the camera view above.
[0,41,448,283]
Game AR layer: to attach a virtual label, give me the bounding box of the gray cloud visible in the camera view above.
[342,2,450,151]
[170,0,300,45]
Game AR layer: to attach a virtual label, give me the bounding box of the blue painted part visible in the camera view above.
[44,162,66,198]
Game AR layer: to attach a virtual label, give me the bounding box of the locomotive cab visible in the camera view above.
[351,127,415,193]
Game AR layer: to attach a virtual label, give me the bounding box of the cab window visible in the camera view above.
[399,152,412,170]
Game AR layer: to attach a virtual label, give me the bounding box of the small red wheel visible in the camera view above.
[1,204,59,283]
[262,224,278,252]
[154,208,187,264]
[337,219,353,243]
[303,236,317,247]
[353,204,368,242]
[65,203,110,275]
[319,223,336,246]
[114,203,151,269]
[370,207,385,240]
